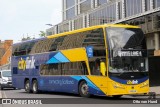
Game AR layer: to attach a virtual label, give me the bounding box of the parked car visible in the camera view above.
[0,70,15,90]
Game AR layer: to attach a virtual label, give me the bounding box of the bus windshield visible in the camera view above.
[106,27,148,75]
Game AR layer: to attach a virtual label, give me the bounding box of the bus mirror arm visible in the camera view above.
[100,62,107,76]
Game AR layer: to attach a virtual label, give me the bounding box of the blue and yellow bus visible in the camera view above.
[11,24,149,97]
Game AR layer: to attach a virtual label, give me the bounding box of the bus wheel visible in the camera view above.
[113,95,122,98]
[32,80,38,94]
[25,80,31,93]
[79,81,90,97]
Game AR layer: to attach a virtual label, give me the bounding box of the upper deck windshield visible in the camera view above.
[106,27,148,76]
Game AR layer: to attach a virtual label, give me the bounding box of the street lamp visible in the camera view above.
[45,24,53,26]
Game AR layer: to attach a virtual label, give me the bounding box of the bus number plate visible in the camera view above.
[129,90,137,93]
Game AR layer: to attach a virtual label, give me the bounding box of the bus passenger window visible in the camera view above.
[62,62,88,75]
[90,59,101,75]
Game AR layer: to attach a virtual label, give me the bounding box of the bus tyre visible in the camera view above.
[79,81,90,97]
[32,80,38,94]
[25,80,31,93]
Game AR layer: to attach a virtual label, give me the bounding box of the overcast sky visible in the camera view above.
[0,0,62,43]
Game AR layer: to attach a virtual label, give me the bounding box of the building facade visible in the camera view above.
[46,0,160,86]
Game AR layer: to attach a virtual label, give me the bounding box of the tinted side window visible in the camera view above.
[49,37,65,51]
[27,41,37,54]
[12,44,22,56]
[62,62,88,75]
[40,61,88,76]
[30,39,53,54]
[40,64,61,75]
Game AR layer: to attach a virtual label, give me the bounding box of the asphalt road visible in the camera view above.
[0,89,160,107]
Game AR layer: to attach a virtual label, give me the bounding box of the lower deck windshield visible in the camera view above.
[106,27,148,79]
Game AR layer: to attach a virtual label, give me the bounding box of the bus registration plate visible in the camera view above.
[129,90,137,93]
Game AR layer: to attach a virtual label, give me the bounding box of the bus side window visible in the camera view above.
[62,62,88,75]
[90,59,101,75]
[40,64,61,76]
[81,62,88,75]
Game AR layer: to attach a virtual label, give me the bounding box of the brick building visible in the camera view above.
[0,40,13,66]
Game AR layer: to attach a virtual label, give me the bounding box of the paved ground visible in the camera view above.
[0,88,160,101]
[0,88,160,107]
[0,86,159,99]
[150,86,160,95]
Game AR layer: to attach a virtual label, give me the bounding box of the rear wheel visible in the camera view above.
[32,80,39,94]
[79,81,90,97]
[25,80,31,93]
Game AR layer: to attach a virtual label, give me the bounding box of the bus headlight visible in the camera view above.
[2,79,7,82]
[140,82,148,88]
[113,83,125,89]
[1,79,7,84]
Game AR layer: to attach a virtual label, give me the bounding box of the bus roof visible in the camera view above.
[47,24,140,39]
[13,24,140,46]
[13,37,45,46]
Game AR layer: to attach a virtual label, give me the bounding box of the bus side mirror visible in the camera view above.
[100,62,106,76]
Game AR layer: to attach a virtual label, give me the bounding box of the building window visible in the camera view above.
[66,7,75,19]
[66,0,75,9]
[125,0,142,17]
[145,0,150,11]
[80,0,91,14]
[118,2,123,19]
[89,3,116,26]
[154,0,160,8]
[97,0,107,6]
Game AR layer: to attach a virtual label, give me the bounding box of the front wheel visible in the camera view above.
[25,80,31,93]
[32,80,39,94]
[79,81,90,97]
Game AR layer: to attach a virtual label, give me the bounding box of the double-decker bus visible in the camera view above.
[11,24,149,97]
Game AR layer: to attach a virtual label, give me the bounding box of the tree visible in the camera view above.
[39,31,46,37]
[21,36,32,41]
[21,34,35,41]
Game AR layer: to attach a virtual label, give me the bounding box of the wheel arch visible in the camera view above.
[32,78,37,82]
[24,78,29,85]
